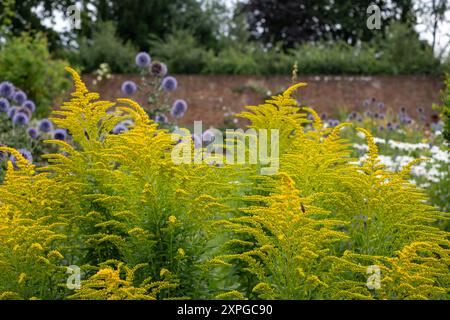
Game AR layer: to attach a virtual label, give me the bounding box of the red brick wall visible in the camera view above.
[82,74,444,127]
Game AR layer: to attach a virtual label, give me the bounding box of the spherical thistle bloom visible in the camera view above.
[0,97,10,112]
[362,99,370,108]
[374,112,379,119]
[379,125,385,131]
[0,81,14,98]
[121,80,137,95]
[38,119,53,133]
[112,123,129,135]
[400,107,406,114]
[13,112,31,127]
[202,128,216,142]
[13,90,27,105]
[23,100,36,113]
[155,114,168,124]
[307,113,314,121]
[7,106,17,119]
[401,116,412,125]
[357,116,363,122]
[417,107,424,114]
[320,112,327,120]
[387,122,393,130]
[171,99,188,118]
[135,52,151,68]
[150,61,168,77]
[54,128,68,140]
[10,148,33,164]
[365,110,372,118]
[394,123,401,130]
[17,107,32,119]
[162,76,177,92]
[379,113,385,120]
[378,102,385,109]
[26,127,38,139]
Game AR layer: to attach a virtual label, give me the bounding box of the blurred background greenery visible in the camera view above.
[0,0,449,115]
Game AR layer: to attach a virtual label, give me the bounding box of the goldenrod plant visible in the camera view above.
[0,68,448,300]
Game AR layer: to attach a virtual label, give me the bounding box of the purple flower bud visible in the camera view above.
[135,52,151,68]
[27,127,38,139]
[162,76,177,92]
[0,97,9,112]
[112,123,129,135]
[23,100,36,113]
[171,99,188,118]
[150,61,168,77]
[121,81,137,95]
[10,148,33,164]
[39,119,53,133]
[155,114,168,124]
[54,128,67,140]
[7,106,17,119]
[12,112,29,125]
[0,81,14,98]
[13,91,27,105]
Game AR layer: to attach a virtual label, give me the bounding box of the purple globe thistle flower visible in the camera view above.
[150,61,168,77]
[357,116,363,122]
[0,81,14,98]
[10,148,33,165]
[171,99,188,118]
[379,113,385,120]
[38,119,53,133]
[13,91,27,105]
[0,97,9,112]
[112,123,129,135]
[17,107,32,119]
[400,107,406,114]
[365,110,372,118]
[394,123,400,130]
[416,107,424,114]
[320,112,327,120]
[202,128,216,142]
[374,112,379,119]
[378,102,385,109]
[155,114,168,124]
[54,128,67,140]
[7,106,18,119]
[362,99,370,108]
[387,122,393,130]
[135,52,151,68]
[121,80,137,96]
[27,127,38,139]
[419,115,426,122]
[401,116,413,125]
[379,125,384,131]
[161,76,177,92]
[23,100,36,113]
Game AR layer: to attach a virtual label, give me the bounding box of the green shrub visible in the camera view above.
[149,29,210,74]
[146,23,444,75]
[66,21,137,74]
[0,32,70,116]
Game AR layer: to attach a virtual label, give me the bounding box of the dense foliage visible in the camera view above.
[149,24,441,75]
[0,33,70,116]
[241,0,416,48]
[0,69,448,300]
